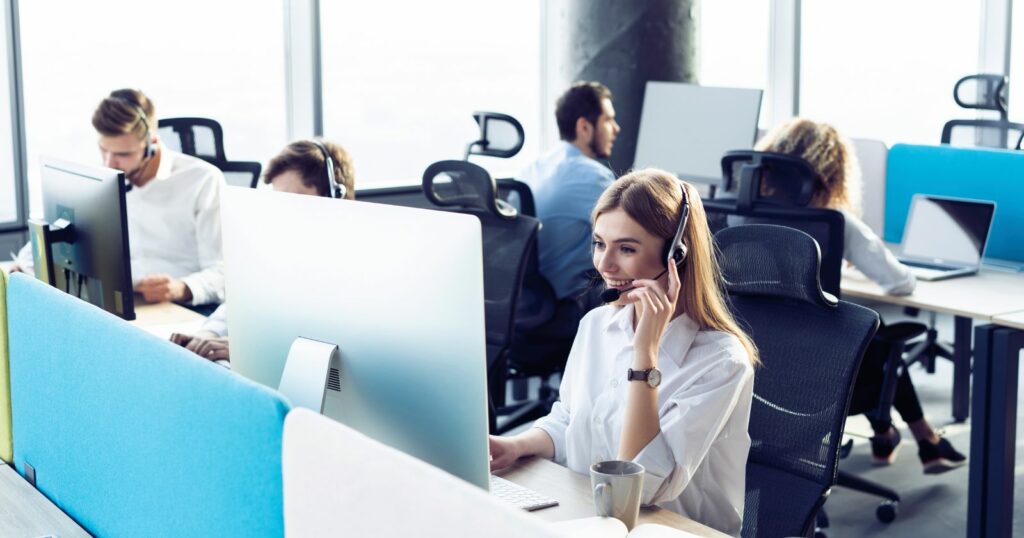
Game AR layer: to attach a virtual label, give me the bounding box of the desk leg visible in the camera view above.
[952,316,973,422]
[984,327,1022,538]
[967,325,994,538]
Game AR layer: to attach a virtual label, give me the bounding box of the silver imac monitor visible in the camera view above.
[222,187,490,489]
[634,81,763,186]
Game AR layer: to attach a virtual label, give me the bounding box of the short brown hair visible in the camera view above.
[555,81,612,141]
[263,139,356,199]
[92,89,155,139]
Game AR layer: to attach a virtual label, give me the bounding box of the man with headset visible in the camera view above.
[11,89,227,307]
[170,138,355,362]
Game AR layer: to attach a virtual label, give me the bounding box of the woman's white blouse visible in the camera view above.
[841,210,916,295]
[533,304,754,537]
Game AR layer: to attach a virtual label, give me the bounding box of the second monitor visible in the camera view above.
[223,187,490,489]
[634,81,763,187]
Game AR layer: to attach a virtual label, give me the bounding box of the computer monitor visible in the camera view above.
[634,81,763,187]
[222,187,490,489]
[30,157,135,320]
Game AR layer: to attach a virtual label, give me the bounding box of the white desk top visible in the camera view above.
[500,457,729,537]
[992,310,1024,331]
[841,268,1024,320]
[128,300,207,339]
[0,462,90,537]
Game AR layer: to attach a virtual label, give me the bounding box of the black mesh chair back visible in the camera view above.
[422,160,540,409]
[158,117,262,188]
[941,74,1024,149]
[158,117,227,161]
[708,151,846,297]
[717,225,879,538]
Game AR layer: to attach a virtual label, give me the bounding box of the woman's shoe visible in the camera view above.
[918,436,967,474]
[870,426,902,465]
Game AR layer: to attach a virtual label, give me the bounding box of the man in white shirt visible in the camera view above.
[12,89,226,306]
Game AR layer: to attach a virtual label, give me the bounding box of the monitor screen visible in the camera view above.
[223,187,490,489]
[37,157,134,319]
[634,82,763,185]
[901,195,996,267]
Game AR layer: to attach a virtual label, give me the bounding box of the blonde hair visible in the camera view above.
[92,89,155,140]
[592,168,759,366]
[755,118,863,215]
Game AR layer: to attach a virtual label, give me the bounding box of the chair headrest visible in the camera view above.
[953,74,1008,118]
[715,224,837,307]
[721,150,819,209]
[422,160,517,220]
[465,112,525,160]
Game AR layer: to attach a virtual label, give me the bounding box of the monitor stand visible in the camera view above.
[28,217,74,287]
[278,337,342,413]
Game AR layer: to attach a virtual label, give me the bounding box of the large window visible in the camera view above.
[801,1,980,145]
[698,0,770,127]
[0,5,18,226]
[320,1,542,184]
[1008,0,1024,120]
[19,0,287,216]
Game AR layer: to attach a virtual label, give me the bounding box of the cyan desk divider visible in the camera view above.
[885,144,1024,263]
[0,271,10,463]
[7,274,290,537]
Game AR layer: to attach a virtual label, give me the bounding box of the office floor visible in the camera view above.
[504,303,1024,537]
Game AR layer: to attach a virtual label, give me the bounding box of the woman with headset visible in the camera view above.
[489,169,757,536]
[170,138,354,362]
[755,118,966,474]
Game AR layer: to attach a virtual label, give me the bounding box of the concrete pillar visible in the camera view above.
[544,0,698,175]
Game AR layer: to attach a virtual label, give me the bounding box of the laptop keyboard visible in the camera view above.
[490,475,559,511]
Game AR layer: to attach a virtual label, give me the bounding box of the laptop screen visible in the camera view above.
[901,195,996,267]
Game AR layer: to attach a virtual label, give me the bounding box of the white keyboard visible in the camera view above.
[490,475,559,511]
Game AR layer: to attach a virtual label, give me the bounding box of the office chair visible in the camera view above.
[714,224,879,538]
[157,117,262,188]
[464,111,525,161]
[421,160,540,433]
[713,151,928,525]
[941,74,1024,149]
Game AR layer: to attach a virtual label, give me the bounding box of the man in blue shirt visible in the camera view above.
[518,81,620,305]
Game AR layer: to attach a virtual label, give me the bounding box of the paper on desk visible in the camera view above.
[549,517,702,538]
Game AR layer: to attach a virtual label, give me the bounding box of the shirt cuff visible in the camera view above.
[180,275,207,306]
[633,431,678,505]
[531,421,566,464]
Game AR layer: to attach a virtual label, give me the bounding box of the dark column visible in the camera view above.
[552,0,698,175]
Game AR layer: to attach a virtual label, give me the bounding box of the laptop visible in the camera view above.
[896,195,996,281]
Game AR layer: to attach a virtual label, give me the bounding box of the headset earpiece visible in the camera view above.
[310,139,343,199]
[663,180,691,268]
[115,96,155,160]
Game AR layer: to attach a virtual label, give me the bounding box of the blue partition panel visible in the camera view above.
[0,271,10,462]
[7,274,289,537]
[885,144,1024,262]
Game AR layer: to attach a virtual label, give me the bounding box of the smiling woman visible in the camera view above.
[490,168,758,536]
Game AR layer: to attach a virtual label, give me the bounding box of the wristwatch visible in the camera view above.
[626,367,662,388]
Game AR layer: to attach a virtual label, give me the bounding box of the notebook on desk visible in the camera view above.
[896,194,996,281]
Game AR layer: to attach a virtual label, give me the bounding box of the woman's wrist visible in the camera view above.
[632,348,658,370]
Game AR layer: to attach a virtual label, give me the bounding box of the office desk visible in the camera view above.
[968,310,1024,538]
[0,462,90,537]
[128,300,207,339]
[841,268,1024,421]
[499,457,728,537]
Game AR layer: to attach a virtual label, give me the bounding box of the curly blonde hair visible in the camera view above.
[754,118,863,215]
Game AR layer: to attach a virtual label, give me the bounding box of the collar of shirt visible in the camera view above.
[603,304,700,367]
[561,140,584,159]
[151,145,174,182]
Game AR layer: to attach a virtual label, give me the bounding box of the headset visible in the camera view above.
[112,95,155,160]
[309,139,346,199]
[600,179,691,303]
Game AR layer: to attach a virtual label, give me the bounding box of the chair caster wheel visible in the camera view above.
[876,500,898,523]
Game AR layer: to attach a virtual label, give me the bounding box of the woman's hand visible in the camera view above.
[489,435,523,471]
[171,331,231,362]
[628,261,681,360]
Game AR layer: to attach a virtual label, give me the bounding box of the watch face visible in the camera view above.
[647,368,662,388]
